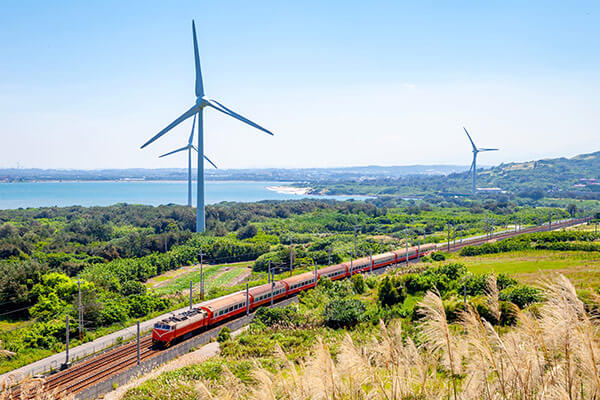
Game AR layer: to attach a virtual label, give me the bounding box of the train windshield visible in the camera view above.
[154,323,171,331]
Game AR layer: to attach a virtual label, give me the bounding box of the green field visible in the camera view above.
[153,261,254,295]
[448,249,600,289]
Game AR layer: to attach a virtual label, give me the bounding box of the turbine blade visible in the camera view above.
[192,20,204,98]
[204,155,218,169]
[468,159,475,175]
[159,145,190,158]
[206,99,274,136]
[478,148,499,152]
[140,105,198,149]
[188,114,197,145]
[463,127,477,151]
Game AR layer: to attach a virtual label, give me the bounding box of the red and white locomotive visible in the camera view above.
[152,243,435,346]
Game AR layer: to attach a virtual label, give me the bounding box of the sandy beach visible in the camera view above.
[266,185,310,195]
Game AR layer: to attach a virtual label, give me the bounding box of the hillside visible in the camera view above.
[476,150,600,194]
[303,150,600,198]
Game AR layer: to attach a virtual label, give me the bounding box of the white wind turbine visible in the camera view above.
[141,20,274,232]
[464,127,498,196]
[158,114,217,207]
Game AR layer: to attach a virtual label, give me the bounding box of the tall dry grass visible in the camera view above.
[187,274,600,400]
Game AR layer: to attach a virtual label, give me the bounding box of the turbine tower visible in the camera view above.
[158,114,218,207]
[464,127,498,196]
[141,20,274,232]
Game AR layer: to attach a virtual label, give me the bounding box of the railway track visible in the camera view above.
[5,217,589,399]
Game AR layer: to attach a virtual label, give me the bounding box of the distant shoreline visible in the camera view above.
[266,185,310,195]
[0,179,295,184]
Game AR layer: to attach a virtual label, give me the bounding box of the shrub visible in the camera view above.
[499,285,543,309]
[254,306,302,328]
[217,327,231,343]
[351,274,366,294]
[431,252,446,261]
[378,277,403,306]
[237,225,258,240]
[365,275,378,289]
[323,298,366,328]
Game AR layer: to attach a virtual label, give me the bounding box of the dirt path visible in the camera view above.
[146,264,198,288]
[226,268,252,287]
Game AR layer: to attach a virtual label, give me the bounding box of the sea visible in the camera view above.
[0,181,368,210]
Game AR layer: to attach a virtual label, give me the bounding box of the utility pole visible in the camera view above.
[447,223,450,251]
[189,280,193,310]
[380,238,384,254]
[354,226,358,257]
[405,229,409,266]
[548,211,552,231]
[370,251,373,273]
[268,260,271,284]
[270,272,274,307]
[328,247,332,265]
[453,223,456,245]
[65,315,70,368]
[198,250,205,300]
[78,277,83,341]
[289,235,293,276]
[417,238,421,261]
[350,251,354,276]
[460,226,463,243]
[136,320,140,365]
[314,261,318,287]
[245,283,249,316]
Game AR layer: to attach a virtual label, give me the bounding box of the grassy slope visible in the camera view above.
[449,249,600,289]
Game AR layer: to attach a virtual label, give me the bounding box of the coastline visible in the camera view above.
[266,185,311,195]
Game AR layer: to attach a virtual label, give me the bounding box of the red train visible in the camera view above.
[152,243,435,346]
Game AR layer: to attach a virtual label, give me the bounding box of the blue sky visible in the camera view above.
[0,1,598,169]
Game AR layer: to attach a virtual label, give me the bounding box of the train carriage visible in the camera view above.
[372,251,397,268]
[281,271,316,296]
[349,256,373,274]
[318,263,348,281]
[201,291,250,325]
[249,280,287,309]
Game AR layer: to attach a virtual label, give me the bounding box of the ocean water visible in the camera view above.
[0,181,366,209]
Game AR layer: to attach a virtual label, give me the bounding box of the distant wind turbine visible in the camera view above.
[158,114,218,207]
[141,20,274,232]
[464,127,498,196]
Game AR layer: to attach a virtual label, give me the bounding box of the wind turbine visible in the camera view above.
[158,114,218,207]
[141,20,274,232]
[464,127,498,196]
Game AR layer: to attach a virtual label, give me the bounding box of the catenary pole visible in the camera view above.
[136,320,141,365]
[78,277,83,341]
[65,315,70,367]
[246,283,249,316]
[405,229,409,266]
[354,226,358,257]
[289,235,293,276]
[189,280,193,310]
